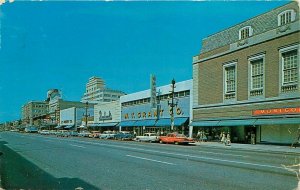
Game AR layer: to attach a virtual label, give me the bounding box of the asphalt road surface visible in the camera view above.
[0,132,299,190]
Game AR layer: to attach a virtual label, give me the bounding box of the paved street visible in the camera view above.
[0,132,299,190]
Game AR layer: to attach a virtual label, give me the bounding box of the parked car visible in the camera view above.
[70,131,78,136]
[56,130,70,137]
[40,130,50,135]
[78,131,91,137]
[25,126,38,133]
[49,130,58,135]
[114,131,134,140]
[135,133,159,143]
[99,131,116,139]
[89,131,101,138]
[159,133,195,145]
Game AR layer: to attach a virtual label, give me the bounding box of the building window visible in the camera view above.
[224,63,236,100]
[282,50,298,84]
[239,26,253,40]
[278,10,296,26]
[249,55,264,97]
[280,44,299,93]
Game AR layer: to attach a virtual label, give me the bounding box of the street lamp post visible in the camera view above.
[84,102,90,128]
[168,79,177,132]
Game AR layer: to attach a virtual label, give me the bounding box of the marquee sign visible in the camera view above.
[253,107,300,116]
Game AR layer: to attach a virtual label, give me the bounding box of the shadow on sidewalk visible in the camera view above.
[0,140,99,190]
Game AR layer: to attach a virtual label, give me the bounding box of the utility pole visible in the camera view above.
[84,101,90,128]
[168,79,177,132]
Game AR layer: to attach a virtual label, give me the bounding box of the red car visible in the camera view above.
[159,133,195,145]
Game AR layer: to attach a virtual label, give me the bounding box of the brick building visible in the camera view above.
[192,2,300,144]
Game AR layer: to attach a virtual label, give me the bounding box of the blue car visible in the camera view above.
[114,131,134,141]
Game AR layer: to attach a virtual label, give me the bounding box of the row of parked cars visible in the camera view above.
[39,130,135,140]
[38,129,195,145]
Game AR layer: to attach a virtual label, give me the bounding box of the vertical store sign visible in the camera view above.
[150,74,156,109]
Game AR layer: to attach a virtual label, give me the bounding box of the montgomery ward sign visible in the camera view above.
[253,107,300,116]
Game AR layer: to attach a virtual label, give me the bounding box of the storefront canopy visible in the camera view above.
[190,121,220,127]
[134,119,157,127]
[64,125,74,129]
[119,120,137,127]
[218,119,256,126]
[191,119,256,127]
[155,117,188,127]
[90,122,119,127]
[192,117,300,127]
[254,118,300,125]
[55,125,64,129]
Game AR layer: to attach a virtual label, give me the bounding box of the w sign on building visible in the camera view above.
[150,74,156,109]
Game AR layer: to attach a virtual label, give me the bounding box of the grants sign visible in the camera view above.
[253,107,300,116]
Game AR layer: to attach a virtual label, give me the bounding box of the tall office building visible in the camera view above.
[81,76,126,103]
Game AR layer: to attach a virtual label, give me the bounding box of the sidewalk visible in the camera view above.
[195,141,300,154]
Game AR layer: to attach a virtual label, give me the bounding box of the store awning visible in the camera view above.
[55,125,63,129]
[191,119,256,127]
[119,120,137,127]
[174,117,189,126]
[218,119,257,126]
[155,117,188,127]
[90,122,119,127]
[133,119,157,127]
[190,120,220,127]
[254,118,300,125]
[155,118,171,127]
[64,125,74,129]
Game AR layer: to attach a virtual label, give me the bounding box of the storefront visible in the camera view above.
[60,107,94,131]
[191,107,300,144]
[92,100,120,132]
[120,80,192,136]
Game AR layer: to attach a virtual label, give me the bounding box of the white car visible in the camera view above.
[78,131,91,137]
[99,131,116,139]
[40,130,50,135]
[135,133,159,143]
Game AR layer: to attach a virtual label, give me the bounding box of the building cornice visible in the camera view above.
[193,21,300,65]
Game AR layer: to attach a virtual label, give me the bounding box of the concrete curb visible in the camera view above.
[196,142,300,155]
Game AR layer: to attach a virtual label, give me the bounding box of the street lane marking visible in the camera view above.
[70,144,86,148]
[15,134,288,170]
[126,155,176,165]
[197,150,249,158]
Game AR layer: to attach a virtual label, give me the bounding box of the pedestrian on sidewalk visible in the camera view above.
[197,130,201,142]
[251,132,256,145]
[291,128,300,148]
[225,133,231,146]
[221,132,226,144]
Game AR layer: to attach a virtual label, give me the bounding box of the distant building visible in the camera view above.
[192,2,300,144]
[81,76,126,104]
[21,101,49,125]
[48,99,94,126]
[59,107,94,130]
[91,100,121,132]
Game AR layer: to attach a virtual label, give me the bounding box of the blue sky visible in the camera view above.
[0,1,289,123]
